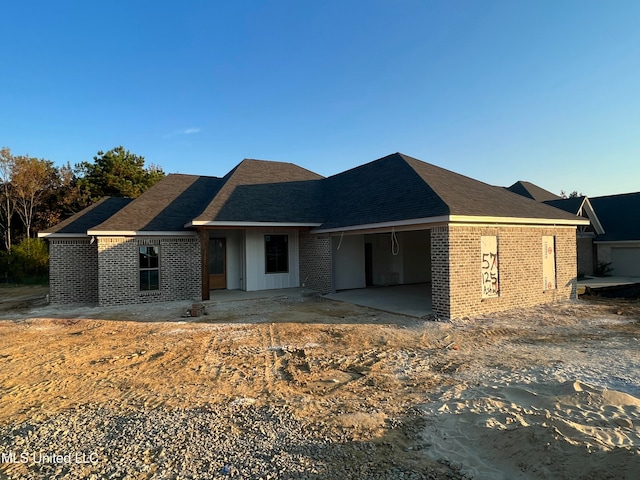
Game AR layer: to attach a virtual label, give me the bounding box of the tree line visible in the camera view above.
[0,146,164,282]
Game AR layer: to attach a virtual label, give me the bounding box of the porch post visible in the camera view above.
[200,228,210,300]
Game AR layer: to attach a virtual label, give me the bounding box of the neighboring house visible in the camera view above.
[589,192,640,276]
[542,197,603,276]
[40,153,588,318]
[507,182,640,277]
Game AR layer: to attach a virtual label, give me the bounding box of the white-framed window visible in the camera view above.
[265,235,288,274]
[139,245,160,291]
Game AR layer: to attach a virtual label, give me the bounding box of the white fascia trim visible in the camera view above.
[311,214,589,234]
[593,240,640,245]
[449,215,590,226]
[38,232,89,238]
[185,221,322,228]
[311,216,450,234]
[581,198,605,235]
[86,230,197,236]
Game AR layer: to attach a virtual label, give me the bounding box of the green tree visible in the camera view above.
[76,146,165,204]
[34,162,89,231]
[560,190,584,199]
[11,155,58,239]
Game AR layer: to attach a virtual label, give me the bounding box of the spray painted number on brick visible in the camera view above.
[481,236,499,298]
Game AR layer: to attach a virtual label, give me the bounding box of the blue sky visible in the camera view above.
[2,1,639,197]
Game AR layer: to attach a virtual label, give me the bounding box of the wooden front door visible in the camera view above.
[209,238,226,290]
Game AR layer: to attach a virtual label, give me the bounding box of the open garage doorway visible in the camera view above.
[329,229,433,316]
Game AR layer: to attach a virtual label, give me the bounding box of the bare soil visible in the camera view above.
[0,286,638,478]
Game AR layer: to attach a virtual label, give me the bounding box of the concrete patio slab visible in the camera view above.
[206,287,310,303]
[324,283,433,318]
[577,276,640,294]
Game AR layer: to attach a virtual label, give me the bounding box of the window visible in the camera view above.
[139,246,160,291]
[265,235,288,273]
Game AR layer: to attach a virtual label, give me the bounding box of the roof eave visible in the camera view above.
[312,215,589,234]
[37,232,90,238]
[186,221,322,228]
[312,216,450,234]
[86,230,197,236]
[593,239,640,244]
[449,215,590,226]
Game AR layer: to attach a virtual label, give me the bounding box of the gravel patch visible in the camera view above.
[0,404,460,480]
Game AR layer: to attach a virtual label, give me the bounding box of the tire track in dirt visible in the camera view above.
[260,324,276,395]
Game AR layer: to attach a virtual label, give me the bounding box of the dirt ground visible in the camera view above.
[0,285,639,478]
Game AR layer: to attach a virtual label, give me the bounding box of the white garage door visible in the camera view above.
[610,247,640,277]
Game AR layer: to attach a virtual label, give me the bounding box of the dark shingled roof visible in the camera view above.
[193,159,324,223]
[39,197,132,235]
[46,154,587,235]
[591,192,640,242]
[318,153,581,230]
[320,154,448,230]
[90,174,224,232]
[507,181,561,202]
[543,197,586,215]
[213,180,325,223]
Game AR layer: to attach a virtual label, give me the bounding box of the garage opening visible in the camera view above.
[610,247,640,277]
[327,229,432,317]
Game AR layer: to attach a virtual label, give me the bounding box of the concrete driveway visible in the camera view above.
[324,283,433,318]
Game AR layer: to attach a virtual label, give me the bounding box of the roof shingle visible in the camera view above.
[39,197,132,235]
[591,192,640,242]
[46,154,587,235]
[193,159,324,223]
[90,174,223,232]
[507,181,561,202]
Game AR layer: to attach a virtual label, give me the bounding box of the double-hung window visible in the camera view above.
[265,235,288,274]
[139,246,160,291]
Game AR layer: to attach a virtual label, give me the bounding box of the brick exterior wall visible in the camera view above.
[299,231,333,293]
[431,225,577,319]
[48,238,99,304]
[97,236,201,307]
[430,227,451,317]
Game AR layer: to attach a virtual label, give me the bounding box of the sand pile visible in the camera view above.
[419,380,640,479]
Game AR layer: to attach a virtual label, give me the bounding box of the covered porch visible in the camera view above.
[198,227,303,300]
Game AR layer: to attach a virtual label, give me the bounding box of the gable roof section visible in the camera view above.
[38,197,133,237]
[189,159,324,226]
[317,153,583,231]
[590,192,640,242]
[88,174,224,234]
[544,197,605,235]
[507,181,561,202]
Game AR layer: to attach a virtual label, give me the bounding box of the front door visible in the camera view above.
[209,238,226,289]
